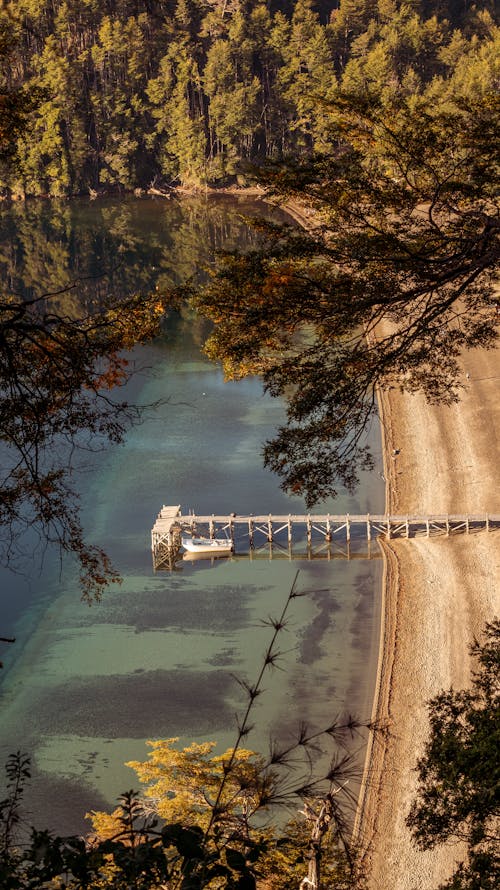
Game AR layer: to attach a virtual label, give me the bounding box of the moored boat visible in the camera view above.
[181,536,233,556]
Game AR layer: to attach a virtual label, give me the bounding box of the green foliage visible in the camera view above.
[1,783,172,889]
[0,0,497,193]
[0,193,289,598]
[193,88,499,505]
[0,63,173,596]
[203,14,262,175]
[277,0,338,152]
[0,283,169,598]
[0,752,31,872]
[407,620,500,890]
[85,576,371,888]
[0,575,372,888]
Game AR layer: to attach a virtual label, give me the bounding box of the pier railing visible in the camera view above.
[151,507,499,570]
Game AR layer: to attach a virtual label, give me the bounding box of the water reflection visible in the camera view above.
[174,542,381,567]
[0,194,284,305]
[0,197,384,835]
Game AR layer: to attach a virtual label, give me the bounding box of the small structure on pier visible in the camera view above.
[151,506,499,571]
[151,505,182,569]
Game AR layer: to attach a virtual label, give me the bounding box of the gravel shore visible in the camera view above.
[358,345,500,889]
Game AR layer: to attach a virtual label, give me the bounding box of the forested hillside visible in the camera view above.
[0,0,498,196]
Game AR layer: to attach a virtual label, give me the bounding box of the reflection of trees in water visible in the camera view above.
[0,194,290,598]
[0,196,283,315]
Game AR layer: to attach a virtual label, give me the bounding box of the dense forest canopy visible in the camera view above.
[0,0,498,195]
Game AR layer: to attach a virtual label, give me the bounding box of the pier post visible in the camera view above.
[152,508,497,568]
[326,515,332,542]
[267,514,273,543]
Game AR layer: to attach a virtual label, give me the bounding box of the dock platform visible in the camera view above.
[151,506,499,570]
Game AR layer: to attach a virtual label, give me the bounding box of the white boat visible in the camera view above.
[181,536,233,556]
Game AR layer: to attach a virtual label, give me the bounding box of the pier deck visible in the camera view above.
[151,506,499,570]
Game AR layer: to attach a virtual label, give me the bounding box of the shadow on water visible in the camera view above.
[0,197,385,834]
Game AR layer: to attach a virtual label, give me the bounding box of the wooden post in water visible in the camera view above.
[152,509,500,570]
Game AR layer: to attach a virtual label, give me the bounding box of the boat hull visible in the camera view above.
[181,537,233,556]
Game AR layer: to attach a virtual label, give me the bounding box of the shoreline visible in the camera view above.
[270,200,498,886]
[350,383,397,848]
[355,348,500,889]
[1,183,269,204]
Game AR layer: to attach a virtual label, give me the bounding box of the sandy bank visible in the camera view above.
[358,346,500,889]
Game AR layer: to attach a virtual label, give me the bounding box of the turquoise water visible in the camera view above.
[0,198,384,834]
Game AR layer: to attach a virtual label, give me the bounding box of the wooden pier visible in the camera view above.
[151,506,499,570]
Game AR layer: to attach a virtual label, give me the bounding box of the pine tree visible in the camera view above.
[278,0,338,153]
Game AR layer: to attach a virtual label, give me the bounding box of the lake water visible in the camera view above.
[0,196,384,835]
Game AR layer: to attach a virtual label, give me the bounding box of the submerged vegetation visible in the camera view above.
[1,619,498,888]
[0,3,499,884]
[1,575,375,889]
